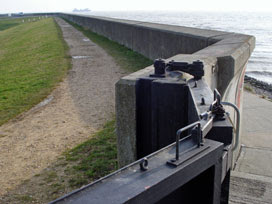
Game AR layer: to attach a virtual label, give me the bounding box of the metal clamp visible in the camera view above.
[150,59,204,79]
[210,89,225,120]
[209,89,240,151]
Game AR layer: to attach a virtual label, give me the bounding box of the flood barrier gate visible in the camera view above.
[51,59,237,204]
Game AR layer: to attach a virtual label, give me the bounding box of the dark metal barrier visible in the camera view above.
[50,60,234,204]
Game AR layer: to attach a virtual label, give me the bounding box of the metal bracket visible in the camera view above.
[210,89,226,121]
[209,89,240,151]
[167,143,210,167]
[166,87,239,168]
[150,59,204,80]
[167,121,210,167]
[175,121,201,161]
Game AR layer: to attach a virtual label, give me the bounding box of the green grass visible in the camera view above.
[0,18,70,125]
[0,17,41,31]
[14,194,36,203]
[0,18,21,31]
[64,120,117,187]
[64,19,152,73]
[244,84,254,93]
[1,18,152,203]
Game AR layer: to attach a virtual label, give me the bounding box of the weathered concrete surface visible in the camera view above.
[235,92,272,175]
[240,91,272,148]
[230,171,272,204]
[235,147,272,177]
[229,91,272,203]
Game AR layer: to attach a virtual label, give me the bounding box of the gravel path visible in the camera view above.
[0,18,124,196]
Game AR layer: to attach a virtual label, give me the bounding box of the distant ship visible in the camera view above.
[73,8,91,13]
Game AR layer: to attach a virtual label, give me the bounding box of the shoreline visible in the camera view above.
[244,75,272,100]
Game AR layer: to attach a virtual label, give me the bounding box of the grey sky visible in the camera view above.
[1,0,272,13]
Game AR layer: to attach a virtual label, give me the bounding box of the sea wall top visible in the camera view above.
[59,13,255,96]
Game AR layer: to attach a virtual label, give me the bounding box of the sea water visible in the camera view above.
[80,11,272,84]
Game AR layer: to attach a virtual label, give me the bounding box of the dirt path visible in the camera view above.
[0,18,124,196]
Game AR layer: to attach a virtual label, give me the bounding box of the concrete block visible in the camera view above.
[116,55,218,166]
[209,33,256,53]
[115,79,137,167]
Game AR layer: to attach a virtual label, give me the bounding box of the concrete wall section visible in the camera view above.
[11,13,59,17]
[60,13,229,60]
[195,34,254,94]
[115,79,137,166]
[0,14,8,17]
[116,55,219,166]
[59,13,255,96]
[115,65,155,166]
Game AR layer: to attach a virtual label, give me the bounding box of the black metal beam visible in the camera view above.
[50,139,223,204]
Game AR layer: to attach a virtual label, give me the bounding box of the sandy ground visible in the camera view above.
[0,18,124,196]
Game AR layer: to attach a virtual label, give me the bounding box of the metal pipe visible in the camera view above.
[176,121,200,161]
[221,102,240,151]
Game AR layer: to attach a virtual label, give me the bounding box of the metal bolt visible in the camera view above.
[212,65,216,73]
[194,81,197,88]
[201,97,205,105]
[151,59,166,77]
[140,157,148,171]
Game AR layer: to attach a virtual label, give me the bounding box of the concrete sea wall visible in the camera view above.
[57,13,255,167]
[60,13,254,94]
[22,13,255,167]
[0,14,9,18]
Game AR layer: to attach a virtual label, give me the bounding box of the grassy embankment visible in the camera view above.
[1,18,152,203]
[0,17,47,31]
[0,17,70,126]
[0,17,28,31]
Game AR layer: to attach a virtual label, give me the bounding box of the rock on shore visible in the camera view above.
[244,75,272,99]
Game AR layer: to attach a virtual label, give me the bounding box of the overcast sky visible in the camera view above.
[1,0,272,13]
